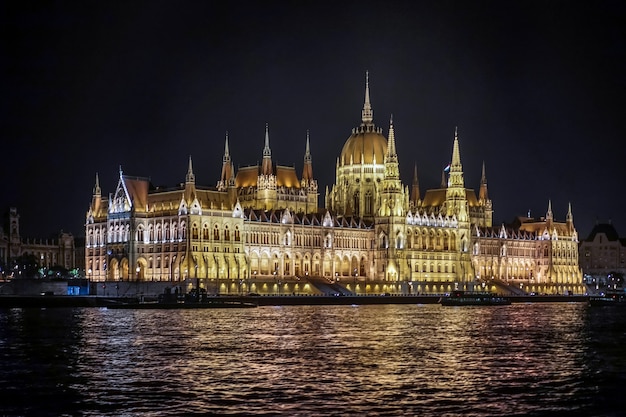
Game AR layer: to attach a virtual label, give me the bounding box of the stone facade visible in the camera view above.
[85,74,584,295]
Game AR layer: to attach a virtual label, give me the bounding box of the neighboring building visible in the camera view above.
[1,207,77,278]
[579,222,626,288]
[85,74,584,295]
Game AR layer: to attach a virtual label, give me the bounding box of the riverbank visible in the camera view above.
[0,294,590,308]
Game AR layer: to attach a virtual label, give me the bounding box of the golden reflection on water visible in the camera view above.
[1,302,615,416]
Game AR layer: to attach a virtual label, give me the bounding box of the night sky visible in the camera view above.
[2,1,624,240]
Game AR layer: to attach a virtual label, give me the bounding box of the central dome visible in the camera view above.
[340,125,387,165]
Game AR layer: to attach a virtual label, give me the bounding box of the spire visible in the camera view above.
[304,130,312,164]
[479,161,489,201]
[447,126,465,189]
[93,172,101,196]
[263,123,271,157]
[410,163,420,205]
[361,71,373,125]
[451,126,461,168]
[386,114,397,159]
[261,123,273,175]
[440,169,447,188]
[566,202,573,224]
[383,114,400,181]
[91,172,102,213]
[218,132,233,190]
[223,131,231,163]
[186,155,195,183]
[546,200,553,220]
[302,130,313,181]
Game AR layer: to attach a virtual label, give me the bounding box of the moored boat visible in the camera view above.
[588,290,626,307]
[439,291,511,306]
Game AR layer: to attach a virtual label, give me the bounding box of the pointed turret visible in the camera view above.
[184,155,197,203]
[410,163,420,206]
[566,202,574,232]
[477,160,493,227]
[440,170,447,188]
[218,132,233,191]
[261,123,273,175]
[546,200,553,220]
[384,115,399,179]
[91,172,102,214]
[444,127,468,221]
[546,200,554,229]
[566,202,573,223]
[386,115,398,161]
[379,115,404,216]
[361,71,373,125]
[448,126,464,189]
[93,172,101,197]
[185,155,195,184]
[302,130,313,182]
[479,161,488,201]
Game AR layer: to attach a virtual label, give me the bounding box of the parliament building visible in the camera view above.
[85,75,584,295]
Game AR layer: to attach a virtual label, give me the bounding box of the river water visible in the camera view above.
[0,302,624,416]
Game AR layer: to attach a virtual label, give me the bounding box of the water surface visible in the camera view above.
[0,303,623,416]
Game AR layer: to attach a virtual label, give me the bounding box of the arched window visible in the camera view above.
[213,225,220,240]
[224,226,230,241]
[365,191,372,215]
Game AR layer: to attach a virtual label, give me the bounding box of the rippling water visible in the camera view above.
[0,302,624,416]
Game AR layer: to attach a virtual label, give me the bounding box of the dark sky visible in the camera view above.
[2,1,624,240]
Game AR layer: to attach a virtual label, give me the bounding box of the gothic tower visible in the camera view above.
[444,127,469,223]
[375,116,410,281]
[257,124,278,210]
[478,161,493,228]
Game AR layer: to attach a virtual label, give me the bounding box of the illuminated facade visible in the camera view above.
[85,74,584,295]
